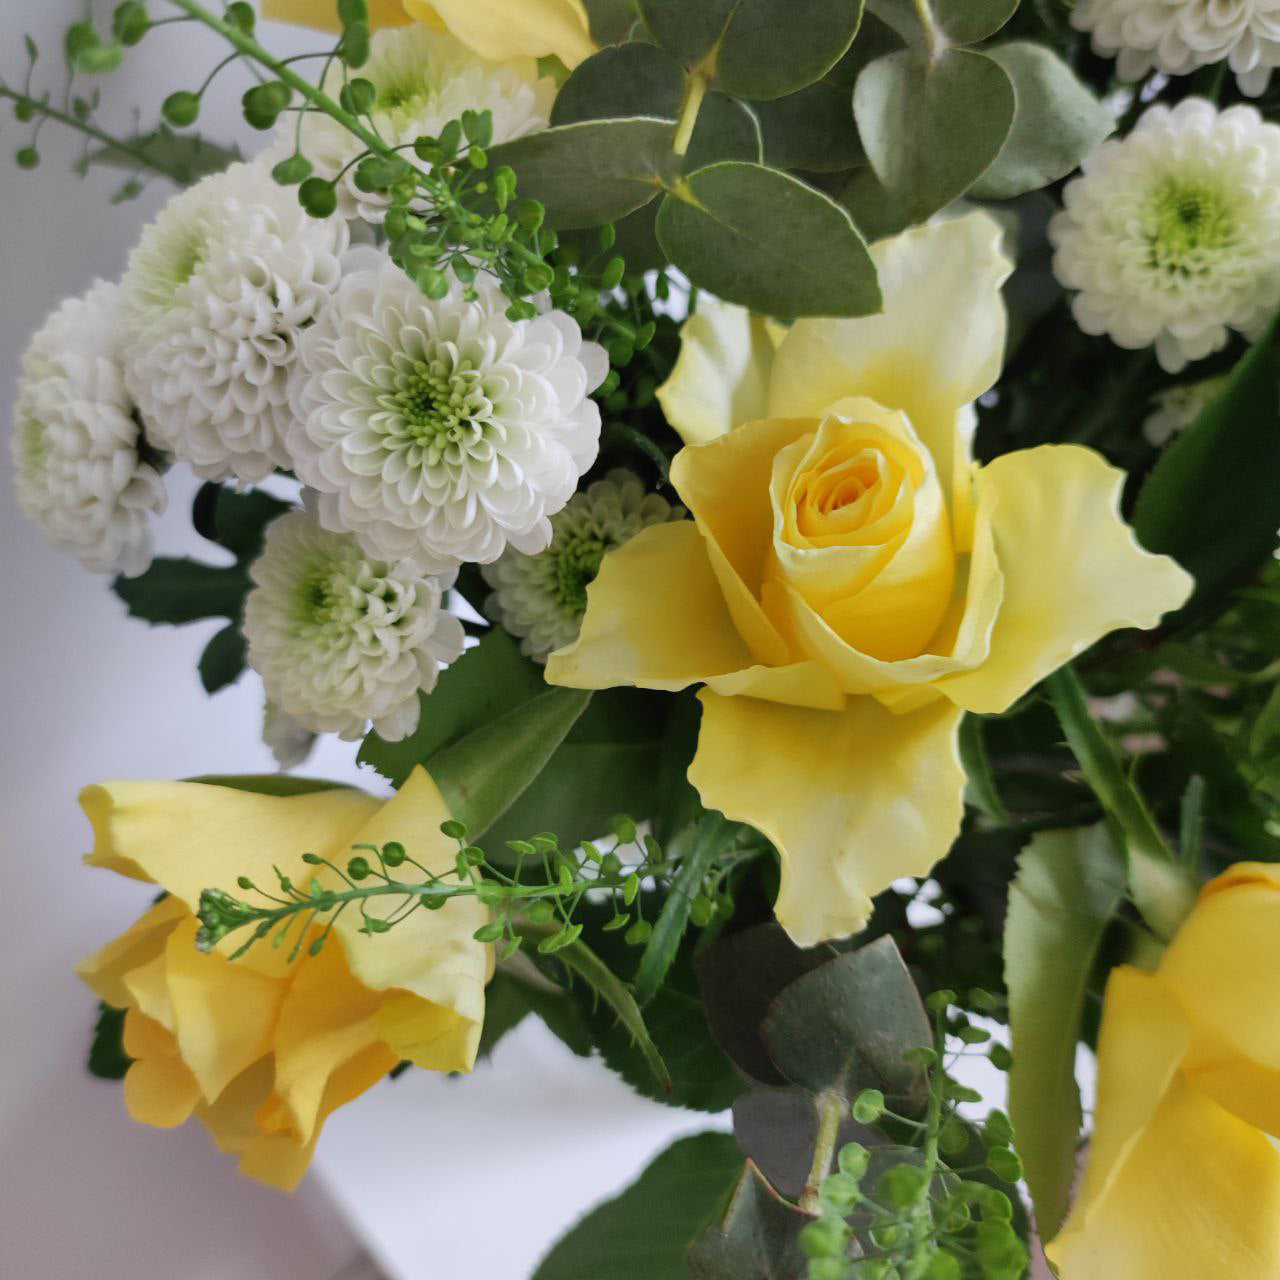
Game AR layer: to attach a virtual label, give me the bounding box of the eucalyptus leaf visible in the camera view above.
[760,936,930,1102]
[1004,825,1125,1238]
[753,81,864,171]
[969,42,1113,199]
[934,0,1018,45]
[1133,309,1280,625]
[854,46,1015,222]
[657,161,880,316]
[639,0,863,98]
[488,117,675,228]
[550,41,683,125]
[687,1161,813,1280]
[533,1132,744,1280]
[684,92,763,168]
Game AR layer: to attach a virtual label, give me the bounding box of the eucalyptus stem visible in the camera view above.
[911,0,940,61]
[672,71,707,157]
[801,1090,846,1214]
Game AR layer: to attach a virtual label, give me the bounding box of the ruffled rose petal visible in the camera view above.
[689,691,966,946]
[656,299,782,446]
[934,445,1193,714]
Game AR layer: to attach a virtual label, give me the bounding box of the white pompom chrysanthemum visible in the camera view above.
[1050,99,1280,372]
[11,281,166,577]
[119,162,349,484]
[482,469,684,662]
[288,255,608,574]
[243,508,465,742]
[277,25,553,222]
[1073,0,1280,96]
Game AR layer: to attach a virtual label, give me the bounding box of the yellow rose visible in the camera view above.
[77,768,490,1190]
[547,214,1193,946]
[261,0,595,67]
[1048,863,1280,1278]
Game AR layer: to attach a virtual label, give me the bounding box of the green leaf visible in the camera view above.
[186,775,354,796]
[684,92,763,168]
[1133,309,1280,625]
[760,936,931,1102]
[641,0,864,99]
[359,630,544,786]
[582,0,642,44]
[959,713,1010,824]
[430,685,592,836]
[1004,825,1124,1238]
[633,811,734,1005]
[687,1161,812,1280]
[853,47,1015,223]
[198,622,246,694]
[488,118,675,229]
[112,558,250,624]
[1251,681,1280,760]
[969,42,1112,200]
[696,922,837,1085]
[657,161,880,317]
[532,1132,743,1280]
[752,81,864,172]
[192,482,293,563]
[551,41,683,125]
[88,1002,131,1080]
[85,128,241,184]
[933,0,1018,45]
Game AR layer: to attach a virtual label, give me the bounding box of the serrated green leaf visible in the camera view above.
[88,1002,131,1080]
[641,0,864,99]
[533,1132,743,1280]
[1004,825,1124,1238]
[85,129,241,185]
[198,622,246,694]
[186,775,354,796]
[969,42,1112,200]
[1133,309,1280,626]
[192,482,293,563]
[853,46,1015,223]
[112,558,250,625]
[551,41,683,125]
[657,161,880,317]
[488,117,675,229]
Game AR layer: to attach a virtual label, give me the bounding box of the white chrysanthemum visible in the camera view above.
[261,700,318,770]
[1050,99,1280,372]
[11,281,166,576]
[1143,373,1226,445]
[119,162,349,484]
[482,469,684,661]
[244,508,465,741]
[288,255,608,573]
[275,25,553,223]
[1073,0,1280,96]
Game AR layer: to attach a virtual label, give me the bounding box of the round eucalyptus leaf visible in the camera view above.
[854,46,1015,222]
[934,0,1018,46]
[754,81,864,172]
[551,41,684,126]
[685,92,763,168]
[969,42,1114,199]
[656,161,881,317]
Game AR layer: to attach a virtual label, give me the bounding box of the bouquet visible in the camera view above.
[9,0,1280,1275]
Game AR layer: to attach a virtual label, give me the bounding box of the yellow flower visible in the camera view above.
[1048,863,1280,1279]
[77,768,491,1190]
[547,214,1193,946]
[261,0,595,66]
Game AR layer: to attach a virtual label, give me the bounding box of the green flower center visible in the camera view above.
[293,556,363,631]
[551,535,609,613]
[1147,177,1239,273]
[381,357,490,456]
[19,418,50,480]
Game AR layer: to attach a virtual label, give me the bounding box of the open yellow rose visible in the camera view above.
[1048,862,1280,1278]
[261,0,595,67]
[77,767,490,1190]
[547,214,1193,946]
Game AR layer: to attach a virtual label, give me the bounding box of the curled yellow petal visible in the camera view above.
[1048,967,1280,1280]
[402,0,593,66]
[260,0,411,30]
[656,300,783,446]
[934,446,1193,714]
[689,692,965,946]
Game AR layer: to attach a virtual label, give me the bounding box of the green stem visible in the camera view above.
[1044,666,1197,940]
[800,1090,845,1214]
[0,84,189,182]
[672,71,707,158]
[910,0,940,61]
[902,1021,946,1279]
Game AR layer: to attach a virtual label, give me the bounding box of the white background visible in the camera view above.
[0,5,717,1277]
